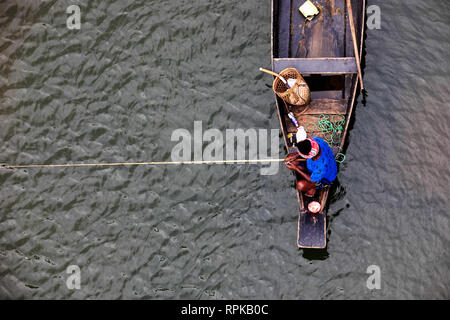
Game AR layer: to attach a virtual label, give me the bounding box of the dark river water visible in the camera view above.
[0,0,448,299]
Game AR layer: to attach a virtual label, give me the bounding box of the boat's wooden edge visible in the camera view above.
[271,1,289,151]
[339,0,366,150]
[270,0,274,69]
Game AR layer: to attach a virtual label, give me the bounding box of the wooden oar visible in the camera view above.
[260,68,296,88]
[346,0,364,91]
[260,67,282,78]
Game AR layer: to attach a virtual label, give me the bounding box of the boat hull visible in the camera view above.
[270,0,366,248]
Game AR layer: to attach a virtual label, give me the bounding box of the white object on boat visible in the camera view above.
[287,78,297,88]
[299,0,320,21]
[308,201,321,213]
[279,76,296,89]
[296,126,307,142]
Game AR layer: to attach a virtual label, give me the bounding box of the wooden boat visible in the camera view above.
[270,0,366,248]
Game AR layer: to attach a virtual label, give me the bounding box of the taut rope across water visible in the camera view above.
[1,158,305,170]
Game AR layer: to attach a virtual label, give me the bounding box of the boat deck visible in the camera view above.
[273,0,363,59]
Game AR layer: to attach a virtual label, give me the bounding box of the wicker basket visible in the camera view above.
[273,68,311,109]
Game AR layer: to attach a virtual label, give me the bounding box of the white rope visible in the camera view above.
[1,158,304,169]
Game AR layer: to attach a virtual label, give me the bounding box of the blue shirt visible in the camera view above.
[306,137,337,183]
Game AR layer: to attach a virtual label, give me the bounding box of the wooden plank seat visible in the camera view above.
[273,57,357,75]
[300,99,347,115]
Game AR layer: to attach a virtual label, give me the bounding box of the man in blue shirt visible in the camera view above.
[285,137,337,197]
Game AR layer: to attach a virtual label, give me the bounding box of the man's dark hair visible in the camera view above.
[297,139,312,155]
